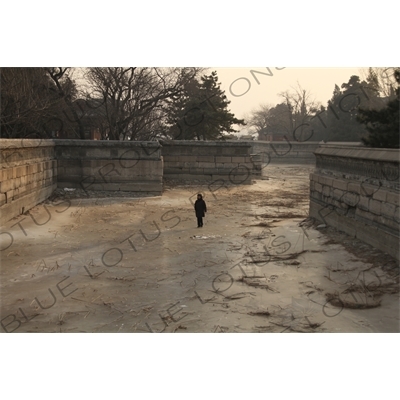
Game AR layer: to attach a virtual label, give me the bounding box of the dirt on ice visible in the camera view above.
[1,165,399,333]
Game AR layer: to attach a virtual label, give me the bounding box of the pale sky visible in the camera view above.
[213,67,363,124]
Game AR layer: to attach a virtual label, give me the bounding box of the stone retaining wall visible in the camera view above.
[251,141,321,167]
[309,144,400,260]
[161,140,254,184]
[55,140,163,195]
[0,139,57,225]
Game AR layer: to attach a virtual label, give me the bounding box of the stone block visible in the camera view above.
[197,156,215,163]
[314,182,322,193]
[163,161,180,168]
[232,156,246,163]
[189,168,204,175]
[203,168,219,175]
[179,156,193,162]
[197,162,216,169]
[215,163,228,169]
[360,182,381,197]
[0,179,13,193]
[29,173,37,183]
[163,167,182,175]
[358,195,369,211]
[395,206,400,224]
[181,162,195,169]
[381,202,396,219]
[369,199,382,216]
[347,182,361,194]
[19,176,27,188]
[372,188,387,202]
[318,175,333,187]
[0,193,6,207]
[216,156,232,163]
[16,167,25,178]
[386,191,400,206]
[332,199,348,214]
[333,189,344,201]
[88,148,111,159]
[310,191,322,202]
[332,178,348,191]
[322,185,331,197]
[63,166,83,177]
[356,208,399,234]
[221,147,233,156]
[342,191,360,207]
[26,165,34,175]
[164,156,179,163]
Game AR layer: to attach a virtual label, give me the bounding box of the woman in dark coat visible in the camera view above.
[194,193,207,228]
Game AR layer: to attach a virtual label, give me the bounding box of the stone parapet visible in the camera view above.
[55,140,163,194]
[310,144,400,260]
[160,140,254,183]
[0,139,57,225]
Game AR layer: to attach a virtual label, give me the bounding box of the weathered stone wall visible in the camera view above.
[309,144,400,260]
[55,140,163,195]
[2,138,325,226]
[161,140,254,184]
[1,139,257,225]
[251,141,322,167]
[0,139,57,225]
[250,141,363,178]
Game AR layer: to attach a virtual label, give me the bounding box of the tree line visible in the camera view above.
[246,67,399,148]
[0,67,244,142]
[1,67,398,148]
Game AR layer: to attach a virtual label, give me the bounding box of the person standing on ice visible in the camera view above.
[194,193,207,228]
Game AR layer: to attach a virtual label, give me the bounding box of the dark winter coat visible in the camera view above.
[194,199,207,218]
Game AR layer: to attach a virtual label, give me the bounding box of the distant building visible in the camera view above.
[238,134,255,141]
[264,132,287,141]
[223,134,238,140]
[55,98,105,140]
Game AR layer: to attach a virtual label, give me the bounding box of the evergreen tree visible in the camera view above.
[166,71,245,140]
[325,76,381,142]
[357,69,400,148]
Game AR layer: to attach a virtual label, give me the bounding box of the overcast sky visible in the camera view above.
[213,67,363,123]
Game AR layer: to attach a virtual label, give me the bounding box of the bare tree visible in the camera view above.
[361,67,399,99]
[85,67,203,140]
[245,103,273,140]
[45,67,87,139]
[279,82,320,141]
[1,68,63,138]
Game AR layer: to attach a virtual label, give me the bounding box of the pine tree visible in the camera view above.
[165,71,245,140]
[325,76,382,142]
[357,69,400,148]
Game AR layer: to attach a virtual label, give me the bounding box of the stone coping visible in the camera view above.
[0,139,55,149]
[315,145,400,163]
[54,140,161,148]
[254,141,322,145]
[159,140,251,147]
